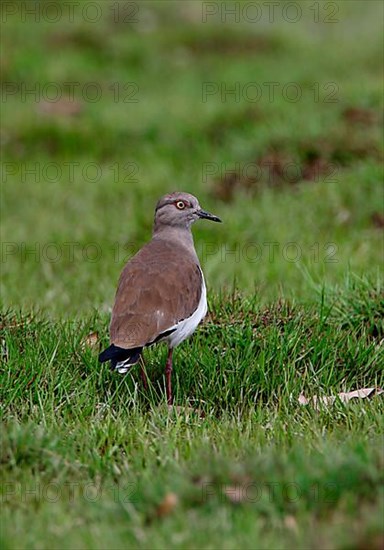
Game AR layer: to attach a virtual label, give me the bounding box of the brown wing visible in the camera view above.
[110,238,202,348]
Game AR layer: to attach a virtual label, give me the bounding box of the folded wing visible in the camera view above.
[110,239,202,349]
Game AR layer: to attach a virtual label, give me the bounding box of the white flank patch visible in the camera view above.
[116,365,130,374]
[115,357,139,374]
[165,270,207,348]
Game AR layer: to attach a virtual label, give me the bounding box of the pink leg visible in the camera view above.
[165,348,173,405]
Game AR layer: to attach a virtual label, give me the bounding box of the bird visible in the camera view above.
[99,191,221,405]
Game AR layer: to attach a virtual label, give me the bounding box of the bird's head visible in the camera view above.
[154,192,221,231]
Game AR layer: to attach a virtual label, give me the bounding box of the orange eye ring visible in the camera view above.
[175,200,186,210]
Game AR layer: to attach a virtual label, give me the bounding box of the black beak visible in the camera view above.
[198,209,222,223]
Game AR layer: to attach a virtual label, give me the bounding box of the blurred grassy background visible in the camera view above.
[1,0,383,314]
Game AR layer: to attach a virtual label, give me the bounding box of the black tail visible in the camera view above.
[99,344,142,373]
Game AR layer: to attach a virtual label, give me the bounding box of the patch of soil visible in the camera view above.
[47,29,107,53]
[182,32,278,56]
[371,212,384,229]
[212,110,383,201]
[162,27,281,57]
[343,106,379,126]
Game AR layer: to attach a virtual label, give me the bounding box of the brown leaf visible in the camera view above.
[371,212,384,229]
[298,394,310,405]
[155,492,178,518]
[343,107,378,126]
[81,331,100,351]
[299,388,384,410]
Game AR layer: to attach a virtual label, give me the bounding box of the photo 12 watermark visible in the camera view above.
[201,161,340,186]
[1,2,140,24]
[1,162,140,184]
[199,241,339,264]
[201,2,340,24]
[202,82,339,104]
[202,481,339,503]
[2,481,139,504]
[2,82,139,104]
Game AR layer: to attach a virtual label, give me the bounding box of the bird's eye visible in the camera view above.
[175,201,186,210]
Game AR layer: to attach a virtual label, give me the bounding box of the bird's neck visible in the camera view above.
[152,225,196,251]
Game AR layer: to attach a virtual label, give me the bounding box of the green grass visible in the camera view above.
[1,1,384,548]
[1,279,383,549]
